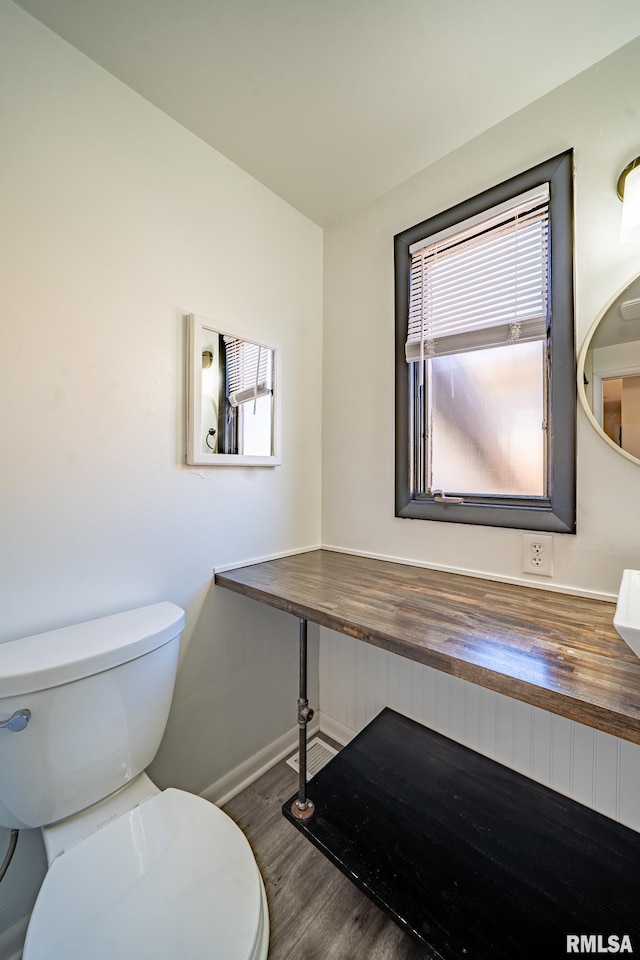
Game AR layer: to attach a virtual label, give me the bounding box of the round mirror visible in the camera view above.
[578,273,640,465]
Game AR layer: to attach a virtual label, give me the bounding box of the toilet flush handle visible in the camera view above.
[0,710,30,732]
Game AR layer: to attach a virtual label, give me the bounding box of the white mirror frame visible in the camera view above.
[577,276,640,467]
[186,313,281,466]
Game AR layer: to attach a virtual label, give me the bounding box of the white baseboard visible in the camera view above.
[0,916,28,960]
[201,719,320,808]
[200,711,365,808]
[318,711,356,747]
[213,544,321,575]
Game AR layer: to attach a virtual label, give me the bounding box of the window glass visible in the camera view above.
[239,393,273,457]
[428,341,545,497]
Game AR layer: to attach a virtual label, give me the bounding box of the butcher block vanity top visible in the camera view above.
[215,549,640,744]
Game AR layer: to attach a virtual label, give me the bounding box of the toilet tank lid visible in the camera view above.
[0,603,186,698]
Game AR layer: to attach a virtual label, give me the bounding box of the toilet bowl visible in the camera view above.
[0,603,269,959]
[24,784,268,960]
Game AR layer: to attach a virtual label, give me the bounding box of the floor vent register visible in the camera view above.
[286,737,338,781]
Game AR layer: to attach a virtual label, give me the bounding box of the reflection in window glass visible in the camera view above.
[239,394,273,457]
[428,341,546,497]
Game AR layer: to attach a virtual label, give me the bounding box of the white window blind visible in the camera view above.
[405,184,550,362]
[223,337,273,407]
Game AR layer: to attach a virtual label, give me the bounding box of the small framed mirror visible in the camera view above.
[578,274,640,464]
[186,313,280,466]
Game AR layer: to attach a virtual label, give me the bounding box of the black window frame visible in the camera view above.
[394,150,576,534]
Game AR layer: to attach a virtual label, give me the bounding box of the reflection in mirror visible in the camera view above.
[186,314,279,466]
[578,275,640,464]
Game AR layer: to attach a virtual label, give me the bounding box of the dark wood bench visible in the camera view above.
[283,709,640,960]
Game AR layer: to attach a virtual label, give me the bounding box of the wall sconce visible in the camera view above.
[617,156,640,242]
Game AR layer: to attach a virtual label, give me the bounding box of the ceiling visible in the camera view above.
[13,0,640,226]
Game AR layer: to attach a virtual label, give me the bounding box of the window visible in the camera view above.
[394,151,575,533]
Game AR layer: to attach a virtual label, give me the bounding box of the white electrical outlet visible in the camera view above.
[522,533,554,577]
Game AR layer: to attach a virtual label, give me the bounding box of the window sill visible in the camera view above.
[395,497,575,533]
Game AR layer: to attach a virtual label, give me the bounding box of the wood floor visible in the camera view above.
[223,746,429,960]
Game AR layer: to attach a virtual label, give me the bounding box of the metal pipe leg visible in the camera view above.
[291,617,315,820]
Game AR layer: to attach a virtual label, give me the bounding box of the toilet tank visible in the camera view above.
[0,603,185,829]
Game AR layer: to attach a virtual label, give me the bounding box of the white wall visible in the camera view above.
[323,38,640,595]
[0,0,322,948]
[4,1,640,951]
[320,37,640,826]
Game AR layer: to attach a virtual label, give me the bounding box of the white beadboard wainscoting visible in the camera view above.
[319,627,640,832]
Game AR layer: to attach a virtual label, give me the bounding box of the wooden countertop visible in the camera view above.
[214,549,640,744]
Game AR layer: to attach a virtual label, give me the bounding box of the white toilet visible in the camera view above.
[0,602,269,959]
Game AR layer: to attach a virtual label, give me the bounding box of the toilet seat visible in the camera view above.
[23,789,269,960]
